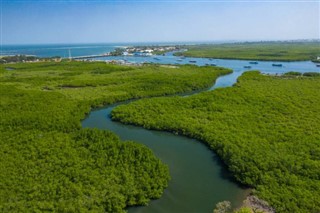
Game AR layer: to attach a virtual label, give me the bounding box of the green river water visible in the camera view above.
[82,72,249,213]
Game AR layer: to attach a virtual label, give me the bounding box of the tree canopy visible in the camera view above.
[112,71,320,213]
[0,61,230,212]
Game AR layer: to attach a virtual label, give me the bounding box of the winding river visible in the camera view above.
[82,57,319,213]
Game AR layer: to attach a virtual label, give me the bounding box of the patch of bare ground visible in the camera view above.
[242,195,275,213]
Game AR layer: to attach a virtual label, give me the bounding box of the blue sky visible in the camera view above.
[1,0,319,44]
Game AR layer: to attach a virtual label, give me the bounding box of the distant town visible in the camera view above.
[109,45,183,56]
[0,45,184,64]
[1,41,320,64]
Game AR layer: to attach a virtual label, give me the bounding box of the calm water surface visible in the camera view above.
[82,57,319,212]
[6,44,320,212]
[1,43,117,57]
[81,71,250,213]
[82,98,248,213]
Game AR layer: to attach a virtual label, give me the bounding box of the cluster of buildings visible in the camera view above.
[119,46,181,56]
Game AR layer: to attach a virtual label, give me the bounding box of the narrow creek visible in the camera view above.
[82,58,318,212]
[82,71,249,213]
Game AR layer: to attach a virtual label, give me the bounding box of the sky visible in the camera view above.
[1,0,319,44]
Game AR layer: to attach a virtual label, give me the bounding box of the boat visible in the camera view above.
[177,59,183,62]
[189,60,197,63]
[249,61,258,64]
[316,64,320,67]
[210,64,216,66]
[244,66,251,69]
[272,63,283,67]
[153,57,160,60]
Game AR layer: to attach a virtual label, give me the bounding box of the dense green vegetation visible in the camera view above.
[175,42,320,61]
[0,61,231,212]
[284,71,320,77]
[0,55,61,63]
[112,71,320,213]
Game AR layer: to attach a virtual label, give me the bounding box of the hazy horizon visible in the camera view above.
[2,38,320,46]
[1,0,319,45]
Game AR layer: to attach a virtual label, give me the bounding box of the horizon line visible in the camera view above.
[2,38,319,46]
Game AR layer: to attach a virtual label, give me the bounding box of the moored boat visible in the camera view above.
[249,61,258,64]
[272,63,283,67]
[189,60,197,63]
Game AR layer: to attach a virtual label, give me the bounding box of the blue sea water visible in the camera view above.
[0,41,226,58]
[95,52,320,75]
[1,43,319,74]
[2,42,320,213]
[0,43,119,57]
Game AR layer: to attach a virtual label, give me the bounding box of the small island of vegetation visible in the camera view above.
[0,55,62,64]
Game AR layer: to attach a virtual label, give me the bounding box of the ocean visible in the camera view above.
[0,43,120,58]
[1,43,319,74]
[0,41,224,58]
